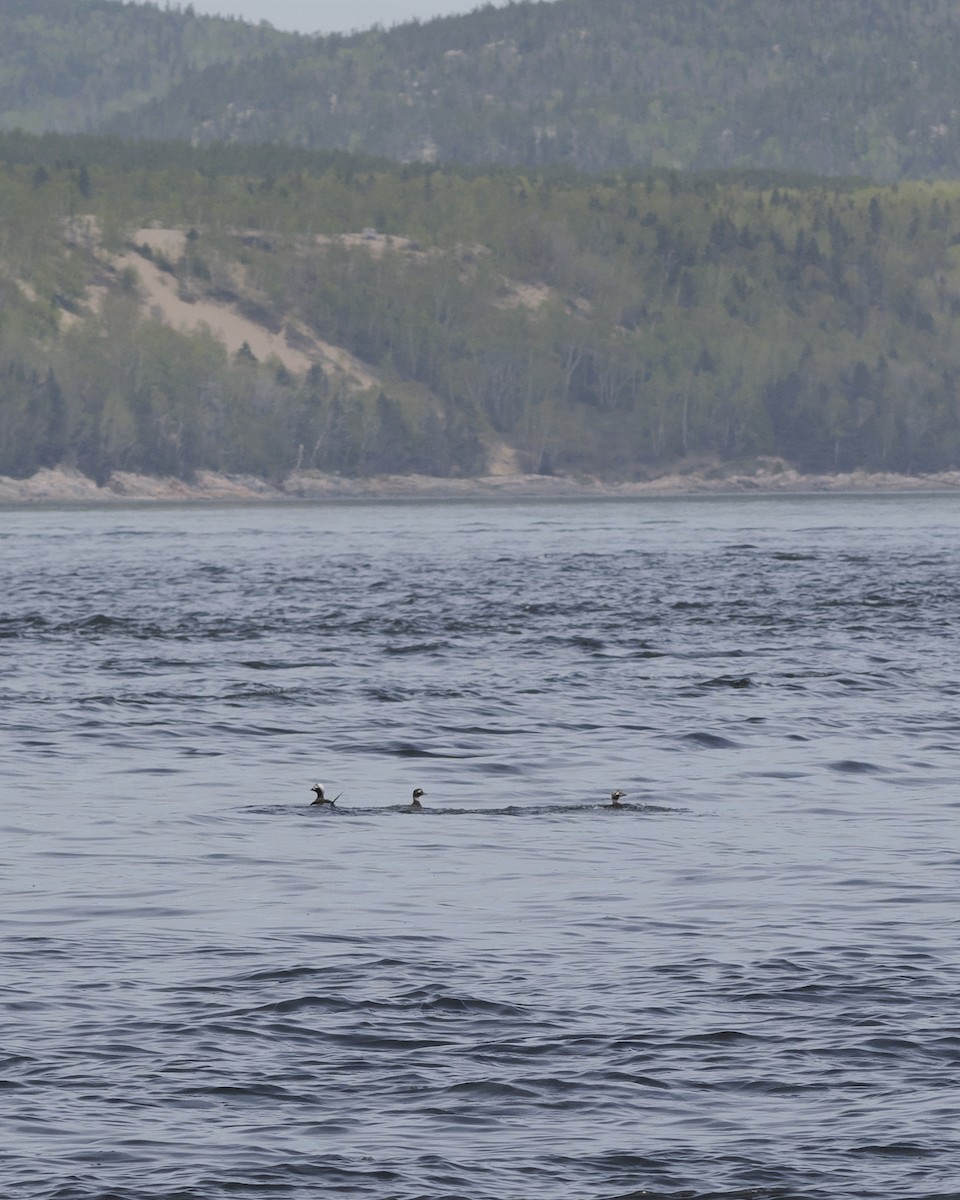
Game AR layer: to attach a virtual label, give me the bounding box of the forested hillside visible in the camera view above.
[3,0,959,181]
[3,132,960,484]
[0,0,295,135]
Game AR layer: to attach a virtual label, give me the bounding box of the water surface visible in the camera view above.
[2,495,959,1199]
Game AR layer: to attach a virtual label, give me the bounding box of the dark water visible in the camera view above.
[3,495,960,1200]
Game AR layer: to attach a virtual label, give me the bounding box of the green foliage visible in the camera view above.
[3,133,960,479]
[0,0,292,134]
[77,0,960,182]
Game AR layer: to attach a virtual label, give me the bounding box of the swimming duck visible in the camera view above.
[310,784,339,806]
[409,787,426,811]
[607,789,627,808]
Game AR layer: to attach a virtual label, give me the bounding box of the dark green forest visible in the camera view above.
[6,2,960,484]
[8,0,960,180]
[4,130,960,482]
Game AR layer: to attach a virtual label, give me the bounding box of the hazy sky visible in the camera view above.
[185,0,513,35]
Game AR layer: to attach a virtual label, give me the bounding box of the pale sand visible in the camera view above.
[2,464,959,505]
[64,224,384,389]
[115,246,314,375]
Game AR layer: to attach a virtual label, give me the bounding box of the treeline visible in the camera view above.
[0,128,398,182]
[3,133,960,480]
[0,311,484,484]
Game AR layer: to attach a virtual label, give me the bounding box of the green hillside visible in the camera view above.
[3,133,960,484]
[99,0,960,180]
[6,1,960,179]
[0,0,295,135]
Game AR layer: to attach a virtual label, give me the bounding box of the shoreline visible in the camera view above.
[2,464,960,505]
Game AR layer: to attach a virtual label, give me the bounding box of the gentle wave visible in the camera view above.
[3,496,960,1200]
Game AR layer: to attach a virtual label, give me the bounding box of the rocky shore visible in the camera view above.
[2,464,960,505]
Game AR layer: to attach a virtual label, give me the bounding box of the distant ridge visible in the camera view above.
[7,0,960,180]
[0,0,296,135]
[4,4,960,489]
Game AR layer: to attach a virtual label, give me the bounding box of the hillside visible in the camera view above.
[3,133,960,486]
[3,0,960,180]
[0,0,296,134]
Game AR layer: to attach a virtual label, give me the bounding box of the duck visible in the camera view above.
[409,787,426,811]
[310,784,340,806]
[607,789,627,808]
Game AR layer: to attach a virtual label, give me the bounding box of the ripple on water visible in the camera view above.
[3,497,960,1200]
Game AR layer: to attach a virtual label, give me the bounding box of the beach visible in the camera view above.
[2,462,960,504]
